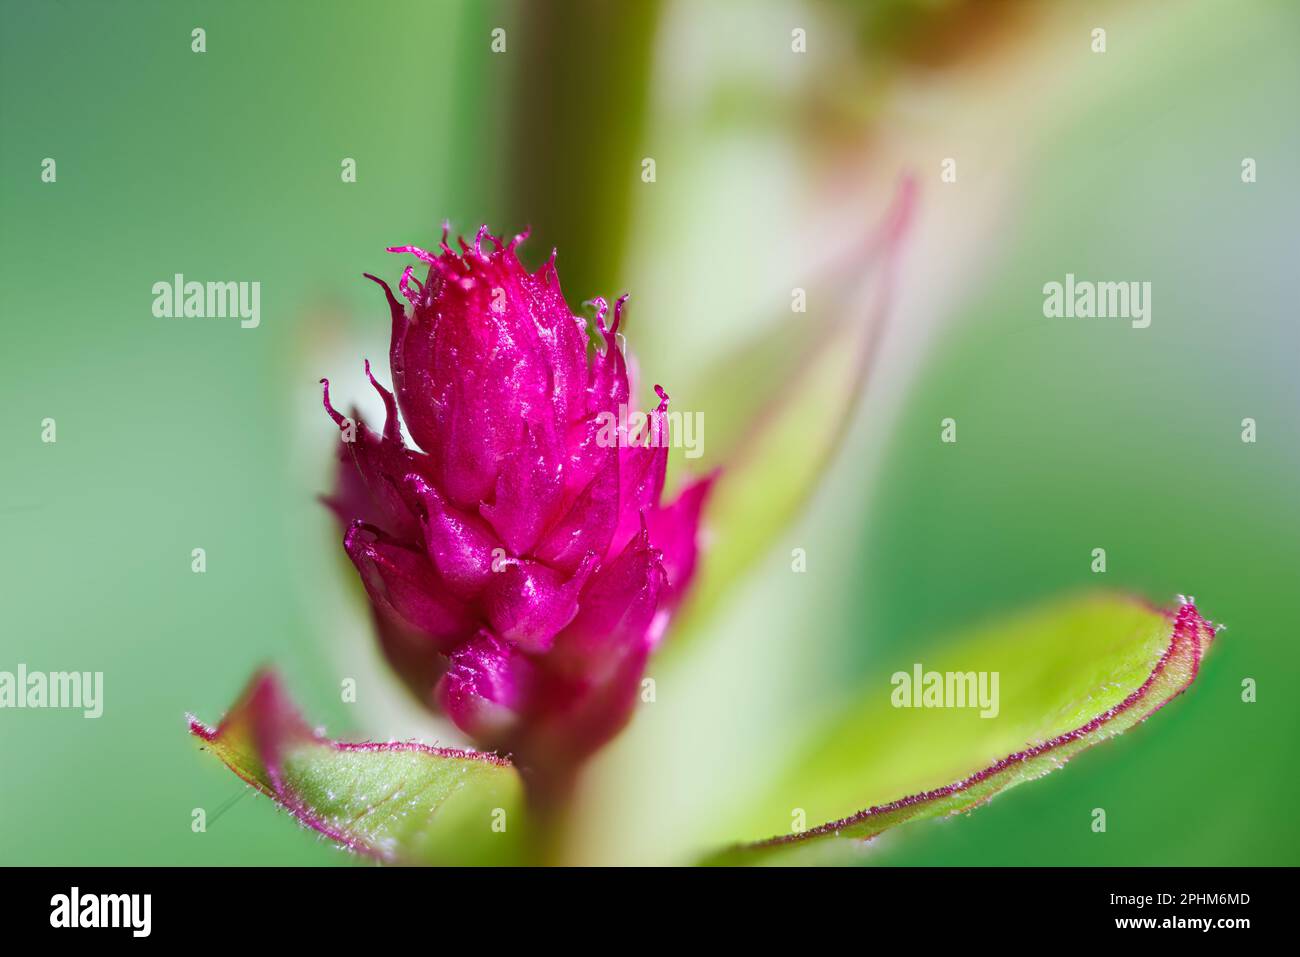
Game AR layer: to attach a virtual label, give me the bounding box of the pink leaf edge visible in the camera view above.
[188,669,511,861]
[716,598,1217,862]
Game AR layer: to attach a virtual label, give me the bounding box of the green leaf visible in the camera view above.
[189,670,527,865]
[703,594,1217,865]
[667,179,915,645]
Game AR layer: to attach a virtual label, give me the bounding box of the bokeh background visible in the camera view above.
[1,0,1296,865]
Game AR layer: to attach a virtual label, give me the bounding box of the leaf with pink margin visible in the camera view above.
[702,594,1217,865]
[189,671,526,865]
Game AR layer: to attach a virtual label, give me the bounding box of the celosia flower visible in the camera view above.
[191,190,1217,866]
[319,225,713,786]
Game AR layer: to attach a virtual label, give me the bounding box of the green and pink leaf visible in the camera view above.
[189,671,526,865]
[704,595,1217,864]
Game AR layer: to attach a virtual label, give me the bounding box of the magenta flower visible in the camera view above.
[319,225,712,787]
[190,189,1216,866]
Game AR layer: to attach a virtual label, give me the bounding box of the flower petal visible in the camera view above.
[436,631,535,743]
[483,555,596,654]
[552,522,666,678]
[320,376,424,541]
[387,235,586,509]
[404,473,500,600]
[648,472,716,605]
[609,388,670,556]
[479,423,565,556]
[534,444,620,574]
[343,521,472,652]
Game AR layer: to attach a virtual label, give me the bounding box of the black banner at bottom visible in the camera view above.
[0,866,1273,942]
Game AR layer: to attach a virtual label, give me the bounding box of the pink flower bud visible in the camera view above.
[321,226,712,779]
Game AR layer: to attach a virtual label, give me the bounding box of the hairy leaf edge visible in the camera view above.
[712,599,1216,862]
[188,669,512,862]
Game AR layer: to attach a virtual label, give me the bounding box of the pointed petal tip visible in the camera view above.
[363,358,392,398]
[186,712,214,740]
[342,518,370,552]
[473,224,501,258]
[320,378,346,428]
[588,296,610,334]
[397,265,421,304]
[508,225,531,253]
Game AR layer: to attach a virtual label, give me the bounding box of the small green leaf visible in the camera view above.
[189,670,527,865]
[704,594,1217,864]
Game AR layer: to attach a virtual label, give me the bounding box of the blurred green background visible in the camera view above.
[1,0,1295,865]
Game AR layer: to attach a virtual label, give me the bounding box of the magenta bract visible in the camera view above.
[322,226,712,777]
